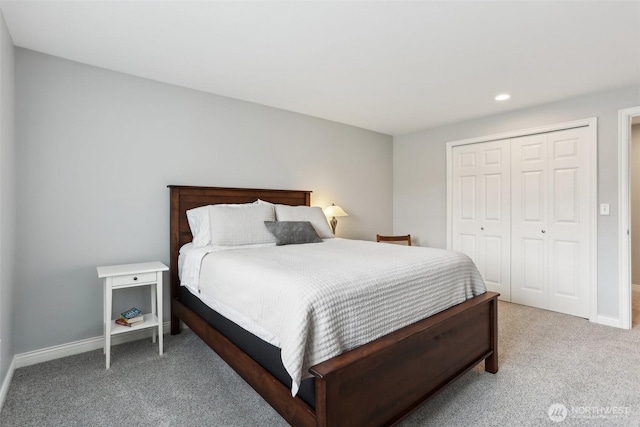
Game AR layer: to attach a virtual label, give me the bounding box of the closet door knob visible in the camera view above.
[541,230,546,234]
[480,227,484,231]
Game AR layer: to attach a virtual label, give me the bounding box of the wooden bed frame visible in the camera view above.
[169,185,499,427]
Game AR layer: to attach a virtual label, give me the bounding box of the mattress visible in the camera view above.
[180,238,486,395]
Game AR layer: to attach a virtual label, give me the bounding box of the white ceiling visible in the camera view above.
[1,0,639,136]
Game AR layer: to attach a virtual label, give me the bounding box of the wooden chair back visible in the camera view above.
[376,234,412,246]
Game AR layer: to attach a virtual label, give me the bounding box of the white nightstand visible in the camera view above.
[97,261,169,369]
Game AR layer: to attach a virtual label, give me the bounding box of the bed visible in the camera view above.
[169,185,499,427]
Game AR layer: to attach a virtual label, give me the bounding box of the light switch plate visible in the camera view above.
[600,203,610,215]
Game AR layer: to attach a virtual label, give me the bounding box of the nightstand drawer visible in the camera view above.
[112,272,157,287]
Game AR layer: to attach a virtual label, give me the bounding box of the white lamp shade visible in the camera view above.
[324,204,348,217]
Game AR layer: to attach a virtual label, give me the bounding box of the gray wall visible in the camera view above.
[632,124,640,283]
[393,84,640,320]
[0,12,15,386]
[14,49,393,353]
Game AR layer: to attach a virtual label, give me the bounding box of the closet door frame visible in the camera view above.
[446,117,598,323]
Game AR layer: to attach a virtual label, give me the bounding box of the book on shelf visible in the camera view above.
[124,315,144,324]
[115,316,144,327]
[115,318,134,327]
[117,307,144,326]
[120,307,141,320]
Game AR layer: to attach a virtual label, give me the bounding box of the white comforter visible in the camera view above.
[183,238,486,395]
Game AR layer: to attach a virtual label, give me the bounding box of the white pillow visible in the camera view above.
[209,204,277,246]
[186,205,212,247]
[186,202,256,247]
[255,199,274,206]
[274,205,334,239]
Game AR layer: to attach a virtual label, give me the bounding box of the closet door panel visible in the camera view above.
[511,134,548,308]
[459,176,477,220]
[553,168,579,223]
[478,140,511,301]
[552,240,580,296]
[452,145,481,266]
[522,171,545,222]
[482,236,503,284]
[452,140,510,301]
[458,233,477,261]
[547,128,590,318]
[511,128,591,318]
[520,237,547,309]
[484,173,502,221]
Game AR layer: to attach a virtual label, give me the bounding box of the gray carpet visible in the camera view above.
[2,301,640,426]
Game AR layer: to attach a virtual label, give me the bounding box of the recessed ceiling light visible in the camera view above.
[495,94,511,101]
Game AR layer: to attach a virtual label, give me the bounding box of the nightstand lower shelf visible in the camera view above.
[111,313,159,335]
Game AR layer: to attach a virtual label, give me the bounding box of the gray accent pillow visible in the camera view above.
[273,205,334,238]
[264,221,323,246]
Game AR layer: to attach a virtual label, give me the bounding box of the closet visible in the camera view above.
[451,126,592,318]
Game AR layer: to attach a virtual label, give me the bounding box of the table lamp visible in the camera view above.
[324,204,348,234]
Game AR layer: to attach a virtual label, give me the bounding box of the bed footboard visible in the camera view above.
[309,291,499,427]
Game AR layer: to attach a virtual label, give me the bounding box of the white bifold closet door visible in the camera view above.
[511,127,591,318]
[451,140,511,301]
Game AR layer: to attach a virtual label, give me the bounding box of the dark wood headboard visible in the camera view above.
[167,185,311,299]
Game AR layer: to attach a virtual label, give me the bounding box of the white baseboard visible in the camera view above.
[595,314,622,328]
[0,356,16,411]
[14,321,172,369]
